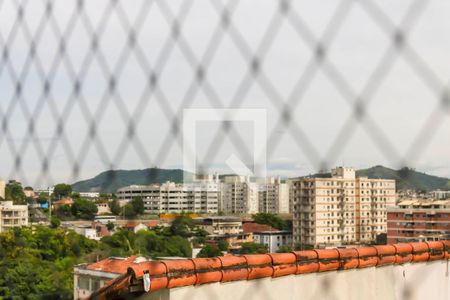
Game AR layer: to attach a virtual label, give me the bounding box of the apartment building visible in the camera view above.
[430,190,450,200]
[387,199,450,244]
[0,180,5,199]
[0,201,28,233]
[257,177,290,214]
[116,179,220,214]
[220,176,258,214]
[292,167,396,248]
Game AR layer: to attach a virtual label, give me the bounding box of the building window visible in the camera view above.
[92,279,101,291]
[78,277,90,290]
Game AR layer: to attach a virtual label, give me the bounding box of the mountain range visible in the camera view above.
[72,165,450,194]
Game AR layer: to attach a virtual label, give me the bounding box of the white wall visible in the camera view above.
[141,260,450,300]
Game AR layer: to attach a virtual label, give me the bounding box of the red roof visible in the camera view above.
[146,220,160,227]
[85,256,141,274]
[242,222,278,233]
[53,198,74,205]
[123,220,159,229]
[123,222,139,229]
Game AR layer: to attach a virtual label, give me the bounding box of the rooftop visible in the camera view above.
[397,198,450,208]
[79,256,146,275]
[88,240,450,299]
[242,222,279,233]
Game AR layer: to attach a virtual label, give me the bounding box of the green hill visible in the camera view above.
[72,168,194,194]
[356,165,450,191]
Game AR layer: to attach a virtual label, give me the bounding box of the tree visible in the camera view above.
[0,226,99,299]
[101,229,193,258]
[217,239,229,252]
[106,221,115,231]
[50,217,61,228]
[123,204,137,219]
[56,205,72,219]
[53,183,72,199]
[130,197,145,215]
[71,199,98,220]
[110,199,121,215]
[37,193,49,204]
[170,216,195,237]
[5,181,26,204]
[237,242,268,254]
[71,192,81,200]
[197,244,223,258]
[252,213,286,230]
[276,245,292,253]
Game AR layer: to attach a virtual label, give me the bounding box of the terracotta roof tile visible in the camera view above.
[242,223,279,233]
[87,240,450,299]
[85,256,141,274]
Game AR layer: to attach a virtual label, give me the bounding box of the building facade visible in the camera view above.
[220,176,258,214]
[116,180,220,214]
[387,199,450,244]
[257,177,290,214]
[0,201,28,233]
[253,230,293,253]
[429,190,450,200]
[194,216,252,246]
[292,167,396,248]
[194,216,243,236]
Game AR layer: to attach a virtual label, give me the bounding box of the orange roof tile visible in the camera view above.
[242,222,279,233]
[87,240,450,299]
[85,256,141,274]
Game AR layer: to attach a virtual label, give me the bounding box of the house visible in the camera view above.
[91,221,111,238]
[73,256,147,300]
[95,201,111,215]
[75,225,98,240]
[243,222,292,252]
[194,217,252,246]
[0,201,28,233]
[53,198,74,210]
[122,220,160,233]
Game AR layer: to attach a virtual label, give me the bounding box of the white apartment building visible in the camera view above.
[257,177,290,214]
[220,176,258,214]
[430,190,450,200]
[116,178,220,214]
[0,201,28,233]
[0,180,5,199]
[292,167,396,248]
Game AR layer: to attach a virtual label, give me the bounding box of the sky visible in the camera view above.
[1,0,450,188]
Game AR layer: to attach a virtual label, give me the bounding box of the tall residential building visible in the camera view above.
[116,177,220,214]
[387,198,450,244]
[0,180,5,199]
[220,176,258,214]
[292,167,396,248]
[0,201,28,233]
[257,177,290,214]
